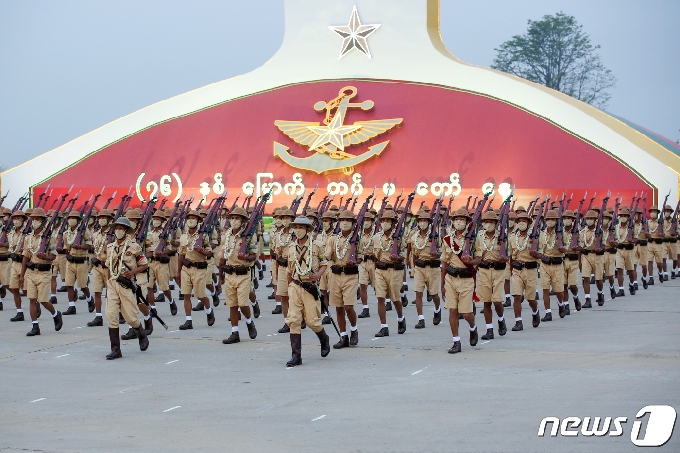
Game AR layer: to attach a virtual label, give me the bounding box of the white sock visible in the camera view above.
[144,314,151,320]
[17,308,24,313]
[245,317,252,324]
[498,316,504,322]
[170,299,176,304]
[381,323,388,328]
[386,298,392,304]
[52,311,58,318]
[150,304,156,309]
[434,307,441,313]
[452,336,460,342]
[155,291,162,296]
[251,300,258,305]
[276,302,281,306]
[69,302,76,307]
[232,326,238,332]
[545,309,551,313]
[186,316,192,321]
[341,331,347,337]
[505,294,511,299]
[585,294,591,299]
[515,317,522,321]
[597,290,604,295]
[485,323,493,329]
[206,307,212,314]
[96,312,102,317]
[33,320,39,324]
[400,291,405,297]
[50,293,56,298]
[418,314,425,320]
[350,324,357,331]
[469,324,476,331]
[532,310,538,315]
[398,316,404,322]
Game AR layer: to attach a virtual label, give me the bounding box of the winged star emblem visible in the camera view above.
[274,86,403,175]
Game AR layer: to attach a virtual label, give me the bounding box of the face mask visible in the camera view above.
[281,218,291,228]
[340,220,353,232]
[274,218,282,227]
[483,222,496,233]
[563,219,573,227]
[619,216,629,224]
[152,219,162,228]
[294,227,307,239]
[68,218,78,227]
[418,221,429,230]
[381,221,392,231]
[453,219,466,231]
[546,220,556,228]
[322,220,332,230]
[363,221,373,230]
[230,218,242,230]
[586,219,595,226]
[12,219,22,227]
[517,221,528,232]
[650,212,658,220]
[602,218,610,226]
[508,220,515,228]
[186,219,197,229]
[129,220,138,229]
[98,218,109,227]
[114,229,126,240]
[665,212,672,219]
[32,220,43,229]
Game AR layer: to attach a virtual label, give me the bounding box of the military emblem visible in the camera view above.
[274,86,403,175]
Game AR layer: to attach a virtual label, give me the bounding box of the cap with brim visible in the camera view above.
[279,209,295,218]
[152,210,167,219]
[113,216,133,232]
[12,210,28,218]
[619,207,630,215]
[417,212,432,221]
[98,209,114,218]
[663,204,673,211]
[585,210,598,219]
[482,211,498,221]
[603,211,613,218]
[380,210,397,220]
[229,207,249,219]
[562,210,576,218]
[291,216,313,227]
[321,211,336,220]
[516,212,530,221]
[66,211,82,219]
[451,208,470,220]
[364,212,375,220]
[305,209,318,218]
[338,210,356,221]
[125,209,142,220]
[30,207,48,218]
[515,206,527,213]
[545,210,558,220]
[649,205,660,212]
[508,212,517,220]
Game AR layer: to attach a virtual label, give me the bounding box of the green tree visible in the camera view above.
[492,12,616,109]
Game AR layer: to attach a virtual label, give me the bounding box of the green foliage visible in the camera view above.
[492,12,616,109]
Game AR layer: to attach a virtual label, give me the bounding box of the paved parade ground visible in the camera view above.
[1,276,678,453]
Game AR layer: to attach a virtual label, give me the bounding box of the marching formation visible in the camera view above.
[0,186,678,366]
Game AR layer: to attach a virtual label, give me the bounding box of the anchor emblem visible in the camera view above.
[274,86,403,175]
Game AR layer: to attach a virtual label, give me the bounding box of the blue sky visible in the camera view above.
[1,0,678,169]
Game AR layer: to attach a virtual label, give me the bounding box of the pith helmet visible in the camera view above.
[562,209,576,218]
[291,216,313,228]
[451,208,470,219]
[482,210,498,221]
[380,209,397,220]
[12,210,28,219]
[229,207,248,219]
[66,210,81,219]
[321,211,336,220]
[585,210,598,219]
[29,207,48,218]
[125,209,142,220]
[338,210,356,221]
[97,209,114,218]
[649,205,660,212]
[113,216,133,232]
[545,210,558,220]
[516,211,530,221]
[279,209,295,218]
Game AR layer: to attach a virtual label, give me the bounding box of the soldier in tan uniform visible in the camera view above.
[633,207,650,288]
[508,211,541,331]
[662,204,678,279]
[20,208,63,336]
[409,211,443,328]
[440,208,478,353]
[268,208,281,309]
[51,212,68,298]
[613,207,637,296]
[3,210,28,321]
[578,210,605,307]
[61,211,93,315]
[316,211,335,324]
[274,208,295,333]
[219,207,258,344]
[145,210,178,316]
[467,210,508,340]
[0,207,11,309]
[177,210,215,330]
[503,211,517,307]
[372,210,407,337]
[104,217,149,359]
[601,209,619,299]
[285,216,331,367]
[357,211,376,318]
[537,210,568,320]
[325,210,360,349]
[646,205,666,284]
[87,209,114,327]
[560,210,582,310]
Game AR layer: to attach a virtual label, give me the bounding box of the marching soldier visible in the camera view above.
[268,207,281,304]
[537,210,567,320]
[409,211,443,328]
[633,207,650,288]
[646,205,665,284]
[508,211,541,330]
[503,211,517,307]
[145,210,178,316]
[274,208,295,332]
[325,210,360,348]
[219,207,257,344]
[613,207,637,295]
[440,208,478,353]
[358,212,376,318]
[372,209,407,337]
[285,216,330,367]
[662,205,678,279]
[316,211,335,324]
[104,217,149,359]
[177,210,216,330]
[20,208,63,336]
[465,210,508,340]
[61,211,93,315]
[88,209,114,327]
[579,210,605,307]
[561,210,581,310]
[52,211,68,298]
[602,209,618,299]
[2,210,28,321]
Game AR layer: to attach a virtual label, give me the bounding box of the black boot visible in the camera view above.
[301,318,307,329]
[589,275,595,284]
[136,324,149,351]
[206,309,215,326]
[357,307,370,318]
[640,279,646,290]
[321,314,331,325]
[144,316,153,335]
[385,301,392,311]
[26,323,41,336]
[448,341,461,354]
[57,285,67,292]
[427,291,433,302]
[630,283,637,295]
[179,319,193,330]
[433,310,442,325]
[119,313,126,324]
[154,293,165,302]
[258,269,264,280]
[106,328,122,359]
[169,301,178,316]
[398,318,407,334]
[512,320,523,331]
[481,328,494,340]
[0,286,5,298]
[246,320,257,339]
[267,292,275,299]
[252,302,260,319]
[401,294,409,307]
[10,311,25,322]
[349,329,358,346]
[223,331,240,344]
[498,319,507,336]
[278,323,290,333]
[583,298,593,308]
[532,311,541,328]
[503,296,511,307]
[286,334,302,367]
[574,297,582,311]
[564,304,571,315]
[469,326,478,346]
[49,295,57,304]
[414,319,425,329]
[87,315,103,327]
[53,311,63,331]
[192,301,204,311]
[375,327,389,337]
[266,281,274,288]
[616,289,625,297]
[271,304,282,314]
[212,293,220,307]
[121,327,138,340]
[87,298,95,313]
[558,304,566,318]
[333,335,349,349]
[610,287,617,299]
[597,292,605,306]
[62,305,76,315]
[541,312,552,322]
[648,277,654,286]
[253,278,259,289]
[316,329,331,357]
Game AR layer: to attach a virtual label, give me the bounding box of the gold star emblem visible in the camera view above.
[306,113,361,152]
[329,5,381,60]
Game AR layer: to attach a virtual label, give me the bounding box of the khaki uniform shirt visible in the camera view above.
[372,231,406,263]
[441,233,466,269]
[4,227,24,255]
[62,226,91,257]
[274,228,294,262]
[647,219,663,239]
[220,229,256,267]
[22,231,55,265]
[538,229,564,258]
[578,227,598,251]
[92,228,111,262]
[409,229,440,260]
[288,239,327,281]
[358,229,375,258]
[509,231,536,262]
[106,239,148,280]
[178,231,212,262]
[474,232,501,261]
[325,233,355,265]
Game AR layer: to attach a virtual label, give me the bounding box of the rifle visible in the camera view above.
[37,187,73,254]
[465,190,475,211]
[0,190,9,207]
[670,200,680,236]
[564,192,574,211]
[487,194,496,211]
[656,190,671,235]
[440,196,455,239]
[74,187,105,246]
[530,195,550,253]
[568,192,587,249]
[428,196,444,256]
[526,193,542,217]
[34,184,50,209]
[390,187,417,258]
[301,184,318,215]
[39,188,53,208]
[347,187,375,264]
[290,191,305,216]
[135,197,158,246]
[497,188,515,260]
[626,195,642,243]
[194,194,227,252]
[373,195,390,234]
[461,186,493,259]
[607,195,622,244]
[0,193,31,247]
[393,189,405,211]
[121,185,134,213]
[594,191,611,251]
[641,192,649,235]
[238,189,273,257]
[580,192,597,228]
[350,194,360,212]
[556,192,566,248]
[154,197,184,254]
[54,191,81,253]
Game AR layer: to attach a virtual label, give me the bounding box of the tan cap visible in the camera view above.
[545,210,558,220]
[649,205,660,212]
[664,204,673,211]
[321,211,336,220]
[508,212,517,220]
[29,207,48,218]
[278,209,295,218]
[338,210,356,220]
[482,210,498,221]
[229,207,248,218]
[562,209,576,218]
[619,207,630,215]
[12,209,28,218]
[516,211,530,221]
[97,209,114,218]
[66,211,82,219]
[585,210,598,219]
[451,208,470,219]
[380,209,397,220]
[515,206,527,213]
[152,210,167,219]
[186,210,201,218]
[125,208,142,220]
